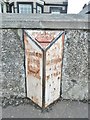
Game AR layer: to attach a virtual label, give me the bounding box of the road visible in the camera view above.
[1,100,88,118]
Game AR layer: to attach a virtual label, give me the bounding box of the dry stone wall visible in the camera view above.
[1,29,88,107]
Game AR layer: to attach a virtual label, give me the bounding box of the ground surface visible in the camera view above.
[1,100,88,118]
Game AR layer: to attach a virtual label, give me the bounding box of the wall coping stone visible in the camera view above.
[0,13,90,30]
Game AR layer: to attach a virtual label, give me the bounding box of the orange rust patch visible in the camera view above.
[27,57,41,79]
[26,51,42,79]
[29,52,42,58]
[24,34,42,80]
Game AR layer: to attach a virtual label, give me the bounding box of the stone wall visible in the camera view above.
[1,29,88,107]
[1,29,25,107]
[62,30,88,101]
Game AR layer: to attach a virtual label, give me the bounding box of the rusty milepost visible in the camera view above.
[24,30,65,108]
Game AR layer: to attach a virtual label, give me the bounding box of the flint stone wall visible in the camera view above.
[1,29,88,107]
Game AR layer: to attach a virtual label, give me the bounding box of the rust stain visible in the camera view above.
[29,52,42,58]
[53,72,59,77]
[27,57,41,79]
[24,33,42,80]
[46,75,50,80]
[24,33,28,44]
[45,34,64,81]
[46,58,61,65]
[24,31,65,108]
[46,72,61,80]
[31,96,39,104]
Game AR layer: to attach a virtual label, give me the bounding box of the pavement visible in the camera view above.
[1,100,88,118]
